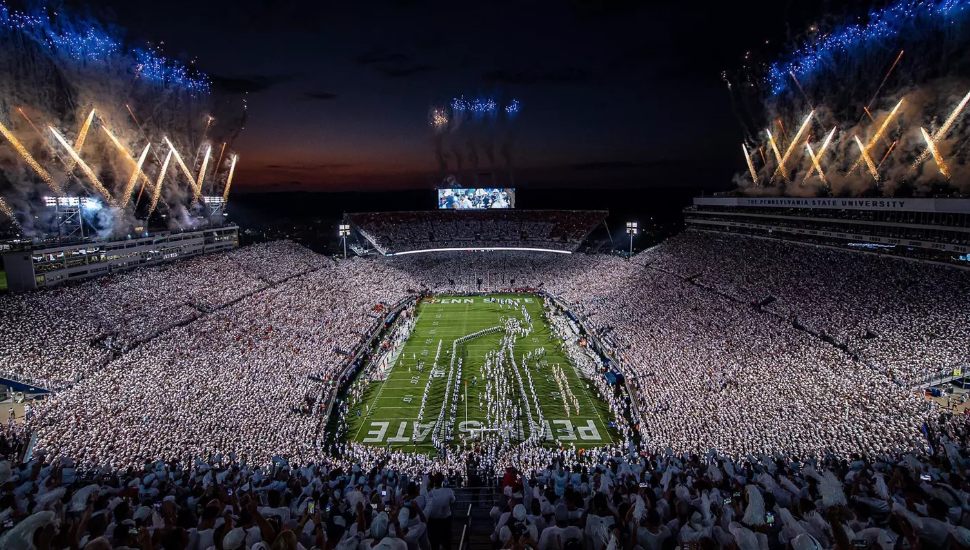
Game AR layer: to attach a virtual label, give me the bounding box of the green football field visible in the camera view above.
[346,293,616,452]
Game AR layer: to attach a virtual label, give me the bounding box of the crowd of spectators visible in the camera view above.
[0,242,323,389]
[348,211,606,254]
[4,415,970,549]
[1,229,968,548]
[641,231,970,386]
[3,232,964,467]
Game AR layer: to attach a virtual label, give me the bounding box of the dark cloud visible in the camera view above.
[210,73,298,94]
[265,162,354,171]
[567,159,693,171]
[374,64,435,78]
[355,48,434,78]
[483,67,590,85]
[355,50,411,66]
[569,0,646,17]
[569,160,647,171]
[303,91,338,101]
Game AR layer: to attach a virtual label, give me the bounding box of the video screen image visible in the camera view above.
[437,188,515,209]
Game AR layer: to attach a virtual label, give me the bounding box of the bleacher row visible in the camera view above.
[347,210,608,254]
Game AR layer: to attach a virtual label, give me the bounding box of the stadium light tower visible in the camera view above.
[338,224,351,259]
[44,196,85,239]
[625,221,638,257]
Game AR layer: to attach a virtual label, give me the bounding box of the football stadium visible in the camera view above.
[343,293,615,451]
[1,1,970,549]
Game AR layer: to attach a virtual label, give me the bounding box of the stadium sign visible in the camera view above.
[694,196,970,214]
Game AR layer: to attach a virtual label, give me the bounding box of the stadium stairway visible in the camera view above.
[452,486,500,549]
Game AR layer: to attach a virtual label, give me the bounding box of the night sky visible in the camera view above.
[82,0,846,193]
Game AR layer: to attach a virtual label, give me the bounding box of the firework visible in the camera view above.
[803,127,836,183]
[101,126,154,196]
[853,135,880,180]
[430,108,449,129]
[505,99,521,116]
[0,197,13,218]
[768,0,970,95]
[804,144,825,184]
[222,154,238,202]
[196,143,211,191]
[118,143,151,208]
[214,142,227,180]
[0,119,58,192]
[849,99,903,174]
[864,50,905,113]
[935,91,970,139]
[149,149,173,215]
[789,71,811,105]
[0,196,18,226]
[16,107,44,139]
[919,126,950,179]
[876,140,899,169]
[766,129,783,168]
[164,137,202,198]
[50,126,113,202]
[0,1,244,238]
[911,90,970,168]
[125,104,140,127]
[802,127,835,183]
[64,108,96,172]
[742,144,759,184]
[771,110,814,182]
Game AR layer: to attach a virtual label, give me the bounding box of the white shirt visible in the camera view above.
[424,488,454,519]
[537,525,583,550]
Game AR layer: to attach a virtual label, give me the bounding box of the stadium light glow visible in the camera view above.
[625,221,638,257]
[43,196,79,207]
[339,223,351,259]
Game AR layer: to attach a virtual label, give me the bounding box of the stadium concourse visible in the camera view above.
[1,231,970,548]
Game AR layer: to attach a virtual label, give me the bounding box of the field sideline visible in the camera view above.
[346,293,616,452]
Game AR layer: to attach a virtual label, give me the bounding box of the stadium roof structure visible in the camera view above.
[347,209,608,256]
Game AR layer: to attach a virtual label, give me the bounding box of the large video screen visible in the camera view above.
[437,188,515,209]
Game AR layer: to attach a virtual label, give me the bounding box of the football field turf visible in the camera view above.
[347,293,616,452]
